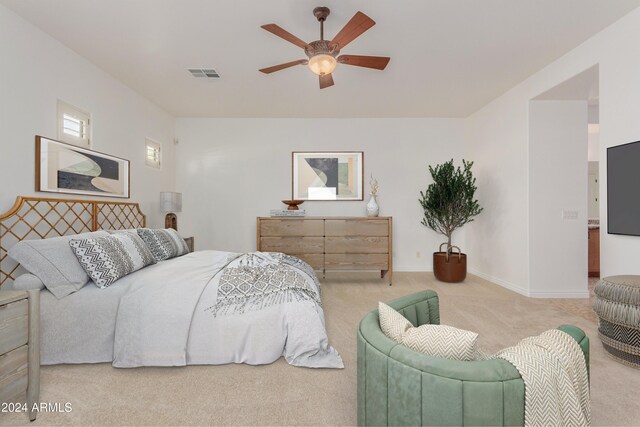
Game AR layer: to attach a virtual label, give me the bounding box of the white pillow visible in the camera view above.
[8,230,110,298]
[378,302,412,342]
[69,233,156,288]
[378,301,478,361]
[402,324,478,361]
[13,273,45,291]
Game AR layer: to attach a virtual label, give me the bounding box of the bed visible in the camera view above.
[0,196,343,369]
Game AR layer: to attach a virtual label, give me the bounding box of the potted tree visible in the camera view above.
[419,159,483,282]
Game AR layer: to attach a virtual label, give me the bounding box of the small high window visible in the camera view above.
[57,100,90,147]
[145,138,161,169]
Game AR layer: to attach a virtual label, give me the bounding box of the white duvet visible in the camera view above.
[110,250,343,369]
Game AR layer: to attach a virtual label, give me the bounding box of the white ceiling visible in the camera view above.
[2,0,639,118]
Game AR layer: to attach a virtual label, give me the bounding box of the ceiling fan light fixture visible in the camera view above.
[260,8,387,88]
[308,54,337,75]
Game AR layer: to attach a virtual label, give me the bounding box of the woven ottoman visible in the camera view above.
[593,275,640,368]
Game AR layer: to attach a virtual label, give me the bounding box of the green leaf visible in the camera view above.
[418,159,483,246]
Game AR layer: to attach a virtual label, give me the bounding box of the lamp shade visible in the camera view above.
[160,192,182,213]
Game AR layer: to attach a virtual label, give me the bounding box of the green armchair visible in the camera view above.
[357,290,589,426]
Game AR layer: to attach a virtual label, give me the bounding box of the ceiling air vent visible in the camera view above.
[188,68,220,78]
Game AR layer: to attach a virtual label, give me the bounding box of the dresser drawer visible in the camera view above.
[260,237,324,254]
[0,300,28,355]
[325,219,389,236]
[260,219,324,237]
[325,237,389,254]
[0,346,28,402]
[288,253,325,270]
[325,254,389,270]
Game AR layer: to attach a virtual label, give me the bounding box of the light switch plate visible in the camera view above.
[562,210,579,220]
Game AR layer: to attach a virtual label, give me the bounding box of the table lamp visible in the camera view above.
[160,191,182,230]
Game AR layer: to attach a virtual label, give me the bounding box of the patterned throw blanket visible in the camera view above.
[206,252,321,316]
[494,329,590,427]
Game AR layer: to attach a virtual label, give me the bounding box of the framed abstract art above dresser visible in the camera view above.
[292,152,363,201]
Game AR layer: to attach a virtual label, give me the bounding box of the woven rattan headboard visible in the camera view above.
[0,196,146,287]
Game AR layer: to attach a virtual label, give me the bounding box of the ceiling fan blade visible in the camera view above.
[337,55,390,70]
[259,59,308,74]
[261,24,310,49]
[319,73,334,89]
[329,11,375,50]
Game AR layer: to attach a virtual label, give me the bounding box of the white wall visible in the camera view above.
[588,126,600,161]
[464,93,532,294]
[597,11,640,276]
[529,101,588,297]
[466,6,640,295]
[175,119,465,271]
[0,5,175,227]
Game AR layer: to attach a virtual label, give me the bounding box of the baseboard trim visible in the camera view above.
[394,265,432,272]
[468,269,590,298]
[528,290,590,299]
[468,268,529,297]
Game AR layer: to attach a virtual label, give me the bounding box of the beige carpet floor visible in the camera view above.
[2,273,640,426]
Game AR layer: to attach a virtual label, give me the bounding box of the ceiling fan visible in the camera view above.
[259,7,390,89]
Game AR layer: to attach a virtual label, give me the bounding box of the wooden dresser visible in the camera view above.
[0,290,39,421]
[256,217,392,284]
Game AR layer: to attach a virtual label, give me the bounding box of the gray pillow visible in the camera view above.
[69,233,156,288]
[13,273,45,291]
[8,230,109,299]
[136,228,189,262]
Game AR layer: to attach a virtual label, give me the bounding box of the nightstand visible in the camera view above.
[184,236,194,252]
[0,290,40,421]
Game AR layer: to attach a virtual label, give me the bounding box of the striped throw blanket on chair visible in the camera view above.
[494,329,590,427]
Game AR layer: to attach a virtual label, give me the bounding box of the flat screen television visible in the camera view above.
[607,140,640,236]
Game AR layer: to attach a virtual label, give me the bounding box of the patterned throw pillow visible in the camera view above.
[378,302,413,342]
[136,228,190,262]
[69,233,156,288]
[378,301,478,361]
[402,324,478,361]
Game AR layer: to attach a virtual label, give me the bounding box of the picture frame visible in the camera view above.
[35,135,130,198]
[292,151,363,201]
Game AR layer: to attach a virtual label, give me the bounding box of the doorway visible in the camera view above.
[587,110,600,280]
[529,65,599,298]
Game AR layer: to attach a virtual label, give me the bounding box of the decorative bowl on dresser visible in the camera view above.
[0,290,39,421]
[256,216,392,284]
[281,200,305,211]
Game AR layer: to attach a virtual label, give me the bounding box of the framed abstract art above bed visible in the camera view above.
[36,136,130,198]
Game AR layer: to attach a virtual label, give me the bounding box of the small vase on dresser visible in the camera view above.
[366,194,379,217]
